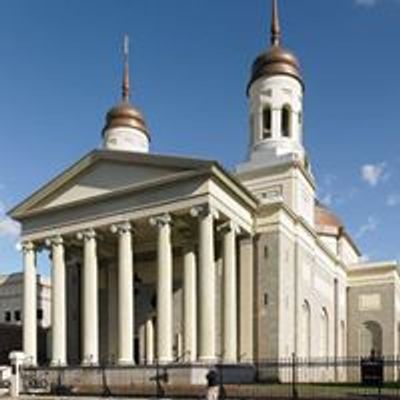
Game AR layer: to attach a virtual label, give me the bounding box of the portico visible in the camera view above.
[12,151,257,368]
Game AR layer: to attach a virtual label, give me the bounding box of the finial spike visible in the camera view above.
[271,0,281,46]
[122,34,130,102]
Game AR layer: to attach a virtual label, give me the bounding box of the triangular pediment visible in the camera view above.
[10,150,215,218]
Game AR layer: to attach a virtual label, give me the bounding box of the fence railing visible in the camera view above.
[14,355,400,399]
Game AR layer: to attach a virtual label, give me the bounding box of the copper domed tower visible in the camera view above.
[237,0,307,171]
[248,0,303,93]
[102,35,150,153]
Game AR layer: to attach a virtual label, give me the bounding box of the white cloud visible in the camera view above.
[0,198,20,238]
[355,0,400,7]
[318,173,358,207]
[0,217,20,238]
[360,254,371,263]
[361,163,388,187]
[356,216,378,239]
[355,0,379,6]
[387,194,400,207]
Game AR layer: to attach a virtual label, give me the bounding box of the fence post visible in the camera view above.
[292,353,298,399]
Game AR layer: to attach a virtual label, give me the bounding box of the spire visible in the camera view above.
[271,0,281,47]
[122,34,130,103]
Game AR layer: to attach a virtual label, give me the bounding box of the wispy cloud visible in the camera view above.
[387,194,400,207]
[361,163,389,187]
[0,218,20,238]
[356,216,379,239]
[318,174,337,206]
[0,199,20,238]
[355,0,400,7]
[318,173,358,207]
[360,254,371,263]
[355,0,379,7]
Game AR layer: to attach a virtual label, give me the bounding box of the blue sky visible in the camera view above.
[0,0,399,274]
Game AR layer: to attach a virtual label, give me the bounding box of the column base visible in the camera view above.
[50,360,67,368]
[198,356,217,364]
[117,359,135,366]
[156,357,174,365]
[81,359,99,367]
[221,358,238,364]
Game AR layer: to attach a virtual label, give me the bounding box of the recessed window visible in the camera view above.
[37,309,43,321]
[282,105,291,138]
[262,106,272,139]
[264,246,269,259]
[4,311,11,322]
[14,310,21,322]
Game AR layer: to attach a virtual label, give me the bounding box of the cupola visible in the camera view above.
[102,35,150,153]
[248,0,303,92]
[242,0,306,169]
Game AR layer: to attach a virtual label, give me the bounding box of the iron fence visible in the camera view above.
[15,355,400,399]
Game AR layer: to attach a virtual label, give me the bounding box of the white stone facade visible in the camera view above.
[0,273,51,329]
[6,1,400,385]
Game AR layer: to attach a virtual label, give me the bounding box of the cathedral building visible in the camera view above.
[8,0,400,384]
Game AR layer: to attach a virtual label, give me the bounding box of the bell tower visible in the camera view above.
[243,0,305,168]
[237,0,315,226]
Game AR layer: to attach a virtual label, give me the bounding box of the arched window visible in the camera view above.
[340,321,346,357]
[281,105,291,138]
[360,321,383,357]
[302,300,311,359]
[321,308,329,359]
[262,106,272,139]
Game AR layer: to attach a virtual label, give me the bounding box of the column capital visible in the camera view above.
[110,221,133,235]
[149,213,172,227]
[19,241,35,253]
[76,228,96,241]
[190,204,219,220]
[218,220,241,235]
[45,235,64,248]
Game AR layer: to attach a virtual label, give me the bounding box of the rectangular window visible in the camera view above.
[37,309,43,320]
[263,107,272,139]
[14,310,21,322]
[5,311,11,322]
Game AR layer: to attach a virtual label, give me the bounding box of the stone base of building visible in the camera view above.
[21,363,256,396]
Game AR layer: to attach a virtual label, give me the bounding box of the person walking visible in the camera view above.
[206,369,220,400]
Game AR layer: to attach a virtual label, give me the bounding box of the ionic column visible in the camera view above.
[183,243,197,362]
[107,263,118,363]
[111,222,135,365]
[145,318,154,365]
[77,229,99,365]
[139,324,146,365]
[46,235,67,366]
[221,222,239,363]
[22,241,37,366]
[150,214,173,364]
[191,205,219,363]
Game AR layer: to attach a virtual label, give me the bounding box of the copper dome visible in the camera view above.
[248,45,303,91]
[102,101,150,139]
[248,0,303,93]
[102,35,150,140]
[315,202,343,230]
